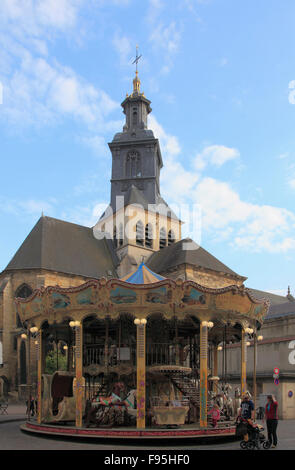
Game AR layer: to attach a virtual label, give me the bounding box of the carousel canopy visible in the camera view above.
[120,263,165,284]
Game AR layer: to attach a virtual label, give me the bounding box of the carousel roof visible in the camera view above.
[121,262,166,284]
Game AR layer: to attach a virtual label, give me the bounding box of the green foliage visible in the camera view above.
[45,350,67,374]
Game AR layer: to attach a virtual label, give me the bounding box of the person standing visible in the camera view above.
[264,395,278,448]
[238,393,255,442]
[239,393,255,421]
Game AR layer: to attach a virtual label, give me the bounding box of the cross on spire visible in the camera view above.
[132,45,142,74]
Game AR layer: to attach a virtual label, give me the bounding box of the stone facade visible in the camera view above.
[0,269,89,395]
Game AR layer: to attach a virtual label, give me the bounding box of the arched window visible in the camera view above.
[126,151,141,178]
[132,108,138,126]
[15,284,33,299]
[168,229,175,246]
[145,223,153,248]
[159,227,167,250]
[136,221,144,246]
[113,226,118,248]
[119,223,124,247]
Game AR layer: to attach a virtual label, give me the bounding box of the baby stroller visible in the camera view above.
[236,417,271,450]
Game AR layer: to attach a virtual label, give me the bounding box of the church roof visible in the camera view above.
[4,216,119,279]
[146,238,245,279]
[246,288,291,306]
[121,262,166,284]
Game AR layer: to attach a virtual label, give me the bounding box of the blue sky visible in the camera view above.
[0,0,295,295]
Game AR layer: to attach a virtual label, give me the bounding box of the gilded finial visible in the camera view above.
[131,45,142,95]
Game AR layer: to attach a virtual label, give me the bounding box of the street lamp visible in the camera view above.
[20,325,38,421]
[246,328,263,419]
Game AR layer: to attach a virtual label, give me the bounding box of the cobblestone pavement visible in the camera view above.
[0,417,294,450]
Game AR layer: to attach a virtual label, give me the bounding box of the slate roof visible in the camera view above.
[146,238,245,279]
[265,301,295,320]
[246,288,290,306]
[3,216,119,279]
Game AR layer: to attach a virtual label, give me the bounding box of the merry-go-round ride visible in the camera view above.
[16,263,269,440]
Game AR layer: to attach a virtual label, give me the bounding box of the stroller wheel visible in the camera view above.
[263,440,271,449]
[247,441,255,450]
[240,441,248,450]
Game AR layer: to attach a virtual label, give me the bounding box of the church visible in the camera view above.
[0,70,294,422]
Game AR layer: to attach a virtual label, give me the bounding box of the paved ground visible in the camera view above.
[0,408,294,450]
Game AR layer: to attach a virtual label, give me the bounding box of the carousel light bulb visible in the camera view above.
[74,321,81,327]
[63,345,68,350]
[134,318,140,325]
[217,346,223,351]
[258,335,263,341]
[34,341,38,345]
[21,333,27,339]
[30,326,38,333]
[207,321,214,329]
[201,321,208,327]
[140,318,147,325]
[69,321,76,328]
[248,328,254,334]
[246,341,251,346]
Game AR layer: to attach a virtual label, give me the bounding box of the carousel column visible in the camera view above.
[134,318,147,429]
[241,329,247,396]
[71,320,85,428]
[213,344,218,394]
[200,321,208,428]
[36,329,43,424]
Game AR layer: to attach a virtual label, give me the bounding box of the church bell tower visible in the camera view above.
[95,55,182,275]
[108,71,163,210]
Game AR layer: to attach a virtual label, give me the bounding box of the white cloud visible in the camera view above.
[149,115,181,157]
[195,177,295,253]
[1,0,83,39]
[149,117,295,254]
[0,197,56,216]
[112,32,133,67]
[0,38,119,132]
[80,135,108,157]
[194,145,240,171]
[149,22,181,74]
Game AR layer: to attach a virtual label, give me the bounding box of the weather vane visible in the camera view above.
[132,45,142,74]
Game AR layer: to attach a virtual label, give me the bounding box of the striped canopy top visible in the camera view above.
[120,263,166,284]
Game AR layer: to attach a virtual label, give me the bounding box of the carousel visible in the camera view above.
[16,263,269,440]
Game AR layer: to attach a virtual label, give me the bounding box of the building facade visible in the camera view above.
[0,72,293,421]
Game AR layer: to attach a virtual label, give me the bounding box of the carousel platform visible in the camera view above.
[20,421,236,440]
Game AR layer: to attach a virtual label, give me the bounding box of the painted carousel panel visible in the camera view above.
[215,291,252,314]
[181,287,207,306]
[110,286,137,304]
[51,292,71,309]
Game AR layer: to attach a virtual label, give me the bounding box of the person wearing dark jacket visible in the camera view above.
[264,395,278,448]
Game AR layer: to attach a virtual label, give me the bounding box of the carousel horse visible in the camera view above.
[233,387,242,416]
[86,387,137,427]
[216,383,234,419]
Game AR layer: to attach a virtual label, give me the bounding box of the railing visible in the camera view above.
[83,345,136,367]
[84,343,197,368]
[84,345,105,366]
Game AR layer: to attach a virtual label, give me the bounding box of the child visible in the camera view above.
[208,404,220,427]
